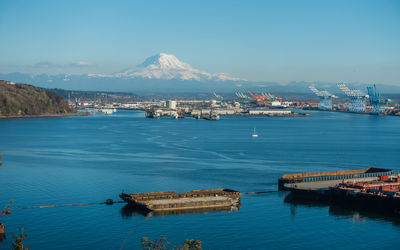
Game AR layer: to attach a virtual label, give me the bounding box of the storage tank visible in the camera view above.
[166,100,177,109]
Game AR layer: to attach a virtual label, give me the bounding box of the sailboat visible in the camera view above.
[252,128,258,137]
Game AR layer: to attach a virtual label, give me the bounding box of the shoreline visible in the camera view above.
[0,112,90,119]
[220,112,310,117]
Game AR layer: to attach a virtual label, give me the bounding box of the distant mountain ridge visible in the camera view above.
[1,72,399,95]
[0,53,399,94]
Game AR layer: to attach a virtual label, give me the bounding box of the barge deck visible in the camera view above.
[279,167,393,191]
[120,189,242,212]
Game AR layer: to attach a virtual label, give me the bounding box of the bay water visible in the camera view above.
[0,110,399,249]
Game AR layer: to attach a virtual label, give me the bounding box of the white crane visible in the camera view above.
[337,83,368,113]
[309,85,337,110]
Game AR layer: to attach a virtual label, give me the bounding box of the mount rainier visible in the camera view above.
[1,53,396,94]
[90,53,245,81]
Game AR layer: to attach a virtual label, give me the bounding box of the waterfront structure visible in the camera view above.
[248,109,291,115]
[367,85,386,115]
[337,83,368,113]
[245,90,285,107]
[213,92,223,104]
[166,100,177,109]
[309,85,336,110]
[214,109,236,115]
[235,92,250,104]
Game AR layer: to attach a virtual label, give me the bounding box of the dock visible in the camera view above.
[120,189,241,212]
[144,107,308,120]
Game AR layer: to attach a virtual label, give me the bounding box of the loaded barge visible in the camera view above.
[279,168,400,215]
[120,189,241,212]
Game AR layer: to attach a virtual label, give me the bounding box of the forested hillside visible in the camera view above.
[0,80,74,116]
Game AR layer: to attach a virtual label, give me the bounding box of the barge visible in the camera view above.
[120,189,241,212]
[279,168,400,215]
[278,167,393,191]
[330,178,400,213]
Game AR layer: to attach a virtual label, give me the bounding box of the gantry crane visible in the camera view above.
[337,83,368,113]
[366,84,387,115]
[247,90,270,106]
[309,85,337,110]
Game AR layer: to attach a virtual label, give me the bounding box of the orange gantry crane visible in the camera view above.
[247,90,270,106]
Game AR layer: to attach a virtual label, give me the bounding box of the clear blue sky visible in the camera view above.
[0,0,399,84]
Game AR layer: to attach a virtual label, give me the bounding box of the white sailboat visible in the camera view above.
[252,128,258,137]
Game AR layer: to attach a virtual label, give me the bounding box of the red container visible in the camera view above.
[380,176,389,181]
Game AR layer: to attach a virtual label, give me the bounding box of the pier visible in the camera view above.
[145,107,308,120]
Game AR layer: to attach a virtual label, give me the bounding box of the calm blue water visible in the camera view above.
[0,110,400,249]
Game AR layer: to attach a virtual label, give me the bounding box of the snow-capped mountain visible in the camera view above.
[90,53,245,81]
[3,52,397,94]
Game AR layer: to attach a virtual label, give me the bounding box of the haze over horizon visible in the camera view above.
[0,0,399,86]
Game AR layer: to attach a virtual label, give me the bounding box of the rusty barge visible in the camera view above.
[120,189,242,212]
[279,167,400,215]
[278,167,393,191]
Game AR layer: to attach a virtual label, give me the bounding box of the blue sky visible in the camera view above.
[0,0,399,84]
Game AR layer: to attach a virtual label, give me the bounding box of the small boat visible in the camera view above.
[252,128,258,137]
[100,108,113,115]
